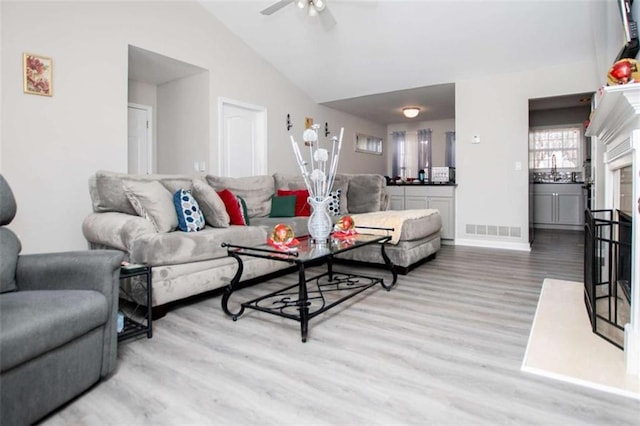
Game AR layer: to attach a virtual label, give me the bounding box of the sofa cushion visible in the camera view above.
[270,195,296,217]
[217,189,249,226]
[276,189,310,216]
[128,225,268,266]
[90,170,193,215]
[346,174,386,213]
[251,216,310,239]
[350,209,441,244]
[0,229,21,294]
[191,179,230,228]
[206,175,274,218]
[0,290,107,372]
[124,180,178,233]
[173,189,205,232]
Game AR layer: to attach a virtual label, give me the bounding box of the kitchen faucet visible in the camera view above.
[551,154,558,181]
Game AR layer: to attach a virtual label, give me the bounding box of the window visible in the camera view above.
[529,126,582,170]
[355,133,383,155]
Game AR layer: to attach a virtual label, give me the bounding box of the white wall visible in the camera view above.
[1,1,385,253]
[455,62,600,250]
[157,72,209,174]
[0,0,3,172]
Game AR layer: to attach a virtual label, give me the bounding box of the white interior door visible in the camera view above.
[127,104,152,174]
[218,99,267,177]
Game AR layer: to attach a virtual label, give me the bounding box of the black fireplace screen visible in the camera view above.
[584,209,632,349]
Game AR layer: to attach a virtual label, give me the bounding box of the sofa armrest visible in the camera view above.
[83,212,156,252]
[16,250,124,376]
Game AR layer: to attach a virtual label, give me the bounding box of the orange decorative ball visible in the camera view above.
[607,58,640,85]
[336,215,355,232]
[271,223,295,244]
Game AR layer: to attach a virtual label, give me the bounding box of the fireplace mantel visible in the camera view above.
[587,84,640,376]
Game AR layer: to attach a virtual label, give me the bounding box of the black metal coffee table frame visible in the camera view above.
[221,229,397,342]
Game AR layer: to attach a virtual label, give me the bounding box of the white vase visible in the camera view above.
[307,196,332,243]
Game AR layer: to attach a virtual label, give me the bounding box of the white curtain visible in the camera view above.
[446,131,456,167]
[391,131,406,178]
[417,128,432,173]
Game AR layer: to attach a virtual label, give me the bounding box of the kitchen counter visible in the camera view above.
[532,181,584,184]
[387,182,457,186]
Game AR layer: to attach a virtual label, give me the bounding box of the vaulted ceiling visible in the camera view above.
[200,1,600,124]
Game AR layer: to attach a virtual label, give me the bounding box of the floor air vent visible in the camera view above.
[465,224,521,238]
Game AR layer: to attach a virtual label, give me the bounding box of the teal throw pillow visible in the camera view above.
[173,189,205,232]
[237,195,250,225]
[270,195,297,217]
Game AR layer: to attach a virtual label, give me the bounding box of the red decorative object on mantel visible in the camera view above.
[267,223,299,251]
[333,215,358,239]
[607,58,640,85]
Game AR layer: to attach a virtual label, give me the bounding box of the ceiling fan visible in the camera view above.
[260,0,337,29]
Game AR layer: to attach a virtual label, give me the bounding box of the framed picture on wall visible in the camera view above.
[23,53,52,97]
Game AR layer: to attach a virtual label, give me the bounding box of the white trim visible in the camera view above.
[454,238,531,252]
[586,84,640,376]
[127,103,153,174]
[216,97,268,177]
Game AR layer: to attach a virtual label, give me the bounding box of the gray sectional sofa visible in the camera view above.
[82,171,441,310]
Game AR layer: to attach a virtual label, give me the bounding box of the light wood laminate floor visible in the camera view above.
[41,230,640,425]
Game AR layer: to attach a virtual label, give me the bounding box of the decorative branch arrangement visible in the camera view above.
[290,124,344,201]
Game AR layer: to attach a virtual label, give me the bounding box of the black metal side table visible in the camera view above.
[118,264,153,342]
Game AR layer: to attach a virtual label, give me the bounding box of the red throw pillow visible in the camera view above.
[216,189,248,225]
[277,189,310,216]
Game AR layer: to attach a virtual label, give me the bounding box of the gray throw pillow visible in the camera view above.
[346,174,384,213]
[205,175,274,218]
[124,180,178,233]
[191,179,230,227]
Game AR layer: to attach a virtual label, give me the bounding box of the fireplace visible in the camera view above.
[585,84,639,376]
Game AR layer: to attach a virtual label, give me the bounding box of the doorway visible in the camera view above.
[127,103,152,175]
[217,98,267,177]
[527,92,592,244]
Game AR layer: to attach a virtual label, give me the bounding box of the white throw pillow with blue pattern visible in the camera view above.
[328,189,341,216]
[173,189,205,232]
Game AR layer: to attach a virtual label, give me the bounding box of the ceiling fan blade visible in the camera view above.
[260,0,295,16]
[319,7,337,30]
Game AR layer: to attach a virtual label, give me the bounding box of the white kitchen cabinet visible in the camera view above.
[387,186,406,210]
[386,185,456,240]
[532,183,584,230]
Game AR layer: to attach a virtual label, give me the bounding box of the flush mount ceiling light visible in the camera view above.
[402,107,420,119]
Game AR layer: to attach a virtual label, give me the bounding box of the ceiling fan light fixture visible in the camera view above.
[296,0,306,9]
[314,0,326,11]
[308,4,318,16]
[402,107,420,118]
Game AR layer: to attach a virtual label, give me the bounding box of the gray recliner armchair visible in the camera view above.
[0,174,123,425]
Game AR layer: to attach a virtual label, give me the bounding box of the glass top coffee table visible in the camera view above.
[221,229,397,342]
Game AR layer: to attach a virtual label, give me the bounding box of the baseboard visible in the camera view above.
[454,238,531,252]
